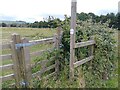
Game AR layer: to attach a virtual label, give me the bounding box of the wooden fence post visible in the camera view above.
[89,36,95,69]
[53,27,62,78]
[89,36,95,56]
[70,0,77,79]
[54,34,59,78]
[11,33,22,88]
[21,38,32,88]
[11,34,32,88]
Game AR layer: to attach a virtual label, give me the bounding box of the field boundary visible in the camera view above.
[0,27,62,88]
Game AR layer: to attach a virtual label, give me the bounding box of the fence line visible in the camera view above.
[0,27,62,88]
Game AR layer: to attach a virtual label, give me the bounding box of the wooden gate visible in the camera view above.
[70,0,96,80]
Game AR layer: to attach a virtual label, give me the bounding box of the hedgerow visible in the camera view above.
[60,17,118,88]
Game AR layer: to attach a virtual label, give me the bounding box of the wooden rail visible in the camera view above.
[74,56,94,68]
[1,44,11,50]
[44,71,56,79]
[75,40,95,48]
[31,59,51,68]
[29,38,54,46]
[32,64,55,77]
[0,54,12,61]
[0,74,14,82]
[0,64,14,71]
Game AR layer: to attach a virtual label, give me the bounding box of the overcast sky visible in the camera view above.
[0,0,119,22]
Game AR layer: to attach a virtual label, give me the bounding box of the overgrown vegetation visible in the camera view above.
[60,16,118,88]
[28,16,118,88]
[1,12,119,88]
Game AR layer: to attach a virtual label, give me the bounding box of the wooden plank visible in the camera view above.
[52,28,62,78]
[0,64,14,71]
[53,34,59,76]
[74,56,94,68]
[56,27,62,76]
[21,38,32,87]
[32,64,55,77]
[1,44,11,50]
[0,74,14,82]
[11,34,22,87]
[0,54,12,60]
[29,38,54,46]
[45,71,56,79]
[75,40,95,48]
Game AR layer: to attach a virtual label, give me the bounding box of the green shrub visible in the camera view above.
[60,17,117,88]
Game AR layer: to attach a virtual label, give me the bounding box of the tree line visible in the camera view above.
[28,12,120,30]
[1,12,120,30]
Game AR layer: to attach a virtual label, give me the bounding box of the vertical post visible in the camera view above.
[11,34,32,88]
[70,0,77,79]
[55,27,62,77]
[11,33,22,88]
[54,33,59,78]
[89,36,94,56]
[21,38,32,88]
[89,36,95,69]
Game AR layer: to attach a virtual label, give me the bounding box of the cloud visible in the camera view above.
[0,0,119,22]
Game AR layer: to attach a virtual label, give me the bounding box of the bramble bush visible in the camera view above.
[60,16,117,88]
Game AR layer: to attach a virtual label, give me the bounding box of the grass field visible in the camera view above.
[1,27,56,44]
[0,27,119,88]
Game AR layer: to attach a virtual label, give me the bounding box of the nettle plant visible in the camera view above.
[61,17,117,87]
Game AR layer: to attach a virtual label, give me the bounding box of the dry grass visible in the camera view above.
[1,27,56,44]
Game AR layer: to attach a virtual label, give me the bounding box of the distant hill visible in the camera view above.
[0,21,27,27]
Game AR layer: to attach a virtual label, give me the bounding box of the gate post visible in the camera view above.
[11,33,22,88]
[21,38,32,88]
[70,0,77,79]
[11,34,32,88]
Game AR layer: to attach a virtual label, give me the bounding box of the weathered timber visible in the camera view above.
[74,56,94,68]
[75,40,95,48]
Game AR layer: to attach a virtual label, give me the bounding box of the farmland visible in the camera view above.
[1,27,56,44]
